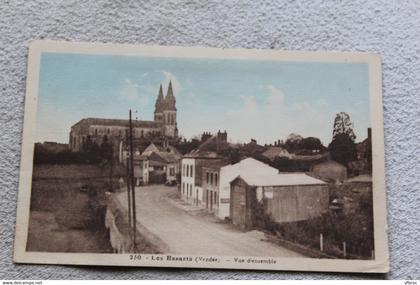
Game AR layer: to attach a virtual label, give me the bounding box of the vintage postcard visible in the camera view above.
[14,40,389,273]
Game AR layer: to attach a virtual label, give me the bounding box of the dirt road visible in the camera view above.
[116,185,303,257]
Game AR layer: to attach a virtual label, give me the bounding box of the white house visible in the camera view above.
[202,157,280,220]
[181,158,196,203]
[180,149,222,205]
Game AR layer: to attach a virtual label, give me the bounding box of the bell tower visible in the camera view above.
[162,80,177,138]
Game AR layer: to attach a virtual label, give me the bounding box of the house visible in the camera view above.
[146,152,180,183]
[311,160,348,183]
[141,142,181,183]
[142,142,181,157]
[119,149,149,186]
[201,157,279,220]
[240,139,266,155]
[180,150,222,205]
[158,152,181,182]
[201,160,230,214]
[133,154,149,185]
[230,173,329,231]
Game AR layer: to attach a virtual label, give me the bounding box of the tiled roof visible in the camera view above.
[183,150,222,159]
[157,152,180,163]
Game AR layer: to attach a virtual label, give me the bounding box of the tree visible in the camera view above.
[301,137,324,152]
[332,112,356,141]
[329,133,356,166]
[329,112,357,167]
[285,133,303,152]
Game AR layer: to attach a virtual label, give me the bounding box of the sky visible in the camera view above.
[36,52,371,145]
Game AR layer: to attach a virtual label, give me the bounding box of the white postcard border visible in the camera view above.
[13,40,389,273]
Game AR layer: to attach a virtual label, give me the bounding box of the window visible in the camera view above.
[95,129,98,136]
[190,165,193,177]
[119,130,121,136]
[190,184,192,196]
[210,173,213,185]
[107,128,110,134]
[170,167,175,176]
[141,130,144,137]
[206,172,210,184]
[215,173,218,185]
[182,183,185,194]
[186,164,189,177]
[214,192,217,205]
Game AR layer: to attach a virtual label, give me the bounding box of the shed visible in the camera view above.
[230,173,329,231]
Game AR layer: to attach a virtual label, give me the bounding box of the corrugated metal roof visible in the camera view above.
[237,172,326,187]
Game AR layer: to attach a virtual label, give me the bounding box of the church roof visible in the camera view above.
[75,117,159,128]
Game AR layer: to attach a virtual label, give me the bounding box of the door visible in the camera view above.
[196,189,198,205]
[232,185,247,230]
[210,191,213,211]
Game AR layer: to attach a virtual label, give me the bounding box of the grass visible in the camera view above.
[27,164,113,253]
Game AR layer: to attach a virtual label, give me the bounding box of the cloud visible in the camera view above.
[118,79,140,101]
[162,71,182,93]
[117,79,148,107]
[224,85,331,144]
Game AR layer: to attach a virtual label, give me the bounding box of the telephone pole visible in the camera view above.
[129,109,137,250]
[125,156,132,239]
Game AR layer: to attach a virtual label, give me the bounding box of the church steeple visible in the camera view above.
[165,80,176,111]
[154,84,164,113]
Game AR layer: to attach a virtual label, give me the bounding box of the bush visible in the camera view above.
[261,207,374,259]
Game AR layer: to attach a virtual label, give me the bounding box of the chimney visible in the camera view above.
[368,128,372,142]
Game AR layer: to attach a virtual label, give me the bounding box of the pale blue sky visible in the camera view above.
[36,52,370,145]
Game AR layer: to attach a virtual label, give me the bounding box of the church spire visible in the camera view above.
[167,80,174,98]
[165,80,176,110]
[154,84,164,113]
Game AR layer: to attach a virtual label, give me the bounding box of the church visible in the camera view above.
[69,81,178,152]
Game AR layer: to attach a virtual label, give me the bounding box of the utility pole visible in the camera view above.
[125,156,132,239]
[129,109,137,250]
